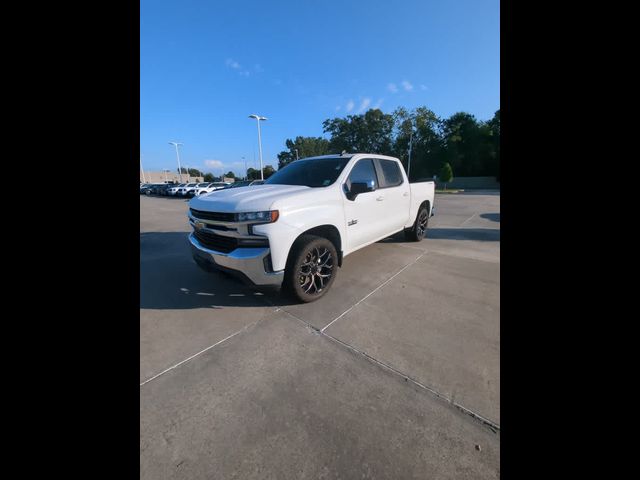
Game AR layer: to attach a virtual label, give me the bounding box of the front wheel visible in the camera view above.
[283,235,338,303]
[405,205,429,241]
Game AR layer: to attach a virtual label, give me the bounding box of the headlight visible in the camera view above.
[236,210,279,223]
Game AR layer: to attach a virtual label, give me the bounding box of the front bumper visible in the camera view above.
[189,233,284,287]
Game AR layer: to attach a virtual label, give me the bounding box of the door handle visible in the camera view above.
[403,192,409,197]
[376,196,384,201]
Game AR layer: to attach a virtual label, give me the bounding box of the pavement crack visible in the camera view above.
[272,304,500,435]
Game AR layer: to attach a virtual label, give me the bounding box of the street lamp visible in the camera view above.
[242,156,246,180]
[295,148,299,161]
[168,142,183,182]
[248,114,267,180]
[140,154,146,183]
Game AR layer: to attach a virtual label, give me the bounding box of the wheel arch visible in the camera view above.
[289,224,343,267]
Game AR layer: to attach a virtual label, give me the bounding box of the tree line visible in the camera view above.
[177,167,239,183]
[277,107,500,182]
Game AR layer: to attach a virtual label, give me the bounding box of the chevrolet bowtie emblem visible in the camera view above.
[194,221,206,230]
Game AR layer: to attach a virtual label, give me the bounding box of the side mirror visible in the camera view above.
[347,181,375,200]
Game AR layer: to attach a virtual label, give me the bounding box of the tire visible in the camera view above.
[283,235,338,303]
[405,205,429,242]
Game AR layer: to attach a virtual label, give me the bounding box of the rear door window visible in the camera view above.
[376,159,404,188]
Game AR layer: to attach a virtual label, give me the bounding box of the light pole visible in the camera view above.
[295,148,299,161]
[407,130,413,180]
[169,142,183,182]
[163,169,169,182]
[140,154,146,183]
[248,114,267,180]
[242,156,246,180]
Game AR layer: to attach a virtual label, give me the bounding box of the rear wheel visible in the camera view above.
[283,235,338,303]
[405,205,429,241]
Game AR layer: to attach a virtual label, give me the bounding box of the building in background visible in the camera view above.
[141,171,202,183]
[140,171,236,184]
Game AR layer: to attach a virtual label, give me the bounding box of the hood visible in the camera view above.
[188,184,311,212]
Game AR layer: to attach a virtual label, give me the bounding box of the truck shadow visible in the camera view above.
[480,213,500,222]
[140,232,291,310]
[379,227,500,243]
[427,227,500,241]
[459,190,501,196]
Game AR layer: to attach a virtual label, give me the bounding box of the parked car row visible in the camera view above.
[140,180,264,197]
[140,183,174,195]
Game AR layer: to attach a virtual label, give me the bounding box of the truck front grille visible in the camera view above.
[193,229,239,253]
[190,209,236,223]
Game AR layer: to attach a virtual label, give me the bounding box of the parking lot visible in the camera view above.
[140,191,500,479]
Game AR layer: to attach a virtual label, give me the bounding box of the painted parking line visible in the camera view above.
[140,321,258,387]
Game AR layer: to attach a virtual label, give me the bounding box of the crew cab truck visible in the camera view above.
[188,153,435,302]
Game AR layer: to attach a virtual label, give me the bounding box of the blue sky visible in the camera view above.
[140,0,499,177]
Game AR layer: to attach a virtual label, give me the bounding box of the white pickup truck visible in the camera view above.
[188,153,435,302]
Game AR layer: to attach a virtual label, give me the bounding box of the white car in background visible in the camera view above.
[168,183,186,196]
[194,182,230,196]
[176,183,198,196]
[186,182,214,197]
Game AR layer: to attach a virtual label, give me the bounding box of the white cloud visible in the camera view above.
[225,58,241,69]
[204,160,224,169]
[387,83,398,93]
[401,80,413,91]
[345,100,355,113]
[420,84,428,91]
[226,59,250,77]
[373,98,384,109]
[358,98,371,113]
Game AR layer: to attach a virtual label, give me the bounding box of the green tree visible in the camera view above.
[441,112,488,177]
[246,167,259,180]
[203,173,214,182]
[439,162,453,190]
[225,171,236,179]
[391,107,444,181]
[281,105,499,184]
[486,109,500,181]
[180,167,203,178]
[277,136,331,169]
[263,165,276,179]
[322,108,395,155]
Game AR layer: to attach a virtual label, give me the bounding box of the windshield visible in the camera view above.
[197,183,209,187]
[264,157,350,187]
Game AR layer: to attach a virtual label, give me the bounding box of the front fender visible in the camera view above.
[254,205,346,272]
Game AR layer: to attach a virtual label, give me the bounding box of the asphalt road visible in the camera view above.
[140,191,500,479]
